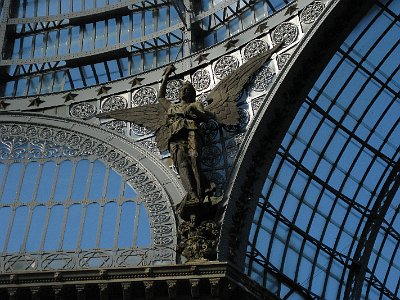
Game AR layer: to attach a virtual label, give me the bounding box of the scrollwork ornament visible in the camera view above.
[192,69,211,91]
[70,103,97,119]
[93,144,108,156]
[54,131,69,143]
[277,53,291,70]
[251,67,276,92]
[0,125,8,135]
[39,128,53,139]
[101,95,127,112]
[154,236,173,246]
[67,135,81,146]
[10,125,23,135]
[300,1,324,24]
[131,87,157,107]
[166,80,183,103]
[243,39,269,60]
[272,23,299,47]
[25,126,39,137]
[154,225,172,234]
[214,55,239,80]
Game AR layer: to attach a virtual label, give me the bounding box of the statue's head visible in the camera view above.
[179,81,196,103]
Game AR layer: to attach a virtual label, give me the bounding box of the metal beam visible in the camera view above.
[343,160,400,300]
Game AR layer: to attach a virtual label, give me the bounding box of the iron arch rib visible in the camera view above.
[344,160,400,300]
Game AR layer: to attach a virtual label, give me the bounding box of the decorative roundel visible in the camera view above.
[272,23,299,47]
[101,95,127,112]
[166,80,183,103]
[251,67,276,92]
[102,120,126,133]
[200,119,219,142]
[243,39,269,60]
[131,87,157,107]
[70,102,97,119]
[192,69,211,91]
[214,55,240,80]
[223,108,250,132]
[300,1,325,24]
[130,123,152,136]
[277,53,291,70]
[201,145,223,168]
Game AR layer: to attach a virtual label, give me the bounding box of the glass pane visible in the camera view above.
[81,203,100,249]
[43,205,64,250]
[63,204,82,250]
[1,163,23,204]
[25,205,46,252]
[7,206,29,253]
[19,162,39,203]
[136,203,151,247]
[106,169,122,199]
[54,160,73,201]
[124,182,137,199]
[99,202,118,248]
[88,160,106,200]
[37,161,56,203]
[0,207,12,252]
[71,160,90,200]
[118,201,136,247]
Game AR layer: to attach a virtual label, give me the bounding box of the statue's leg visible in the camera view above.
[175,146,198,200]
[190,155,203,201]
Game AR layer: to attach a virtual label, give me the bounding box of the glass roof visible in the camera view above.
[246,0,400,299]
[0,0,293,97]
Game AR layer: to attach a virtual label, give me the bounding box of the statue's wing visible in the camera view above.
[97,103,166,131]
[206,43,281,126]
[97,103,170,152]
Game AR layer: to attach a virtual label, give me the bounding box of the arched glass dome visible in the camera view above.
[246,0,400,299]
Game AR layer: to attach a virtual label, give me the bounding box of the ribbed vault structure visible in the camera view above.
[221,0,400,299]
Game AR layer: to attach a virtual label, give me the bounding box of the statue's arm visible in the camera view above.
[157,65,176,109]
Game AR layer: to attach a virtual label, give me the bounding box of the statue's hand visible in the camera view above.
[163,65,176,76]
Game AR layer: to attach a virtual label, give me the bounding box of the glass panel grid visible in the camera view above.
[246,0,400,298]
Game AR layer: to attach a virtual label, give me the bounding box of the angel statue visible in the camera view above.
[97,44,281,221]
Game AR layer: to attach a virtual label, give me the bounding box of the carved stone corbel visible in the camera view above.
[189,279,200,298]
[99,283,108,300]
[53,286,63,300]
[144,280,154,299]
[8,288,18,300]
[121,282,132,300]
[75,284,86,300]
[166,280,177,299]
[209,278,221,297]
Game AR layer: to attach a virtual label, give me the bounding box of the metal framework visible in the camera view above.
[219,0,400,298]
